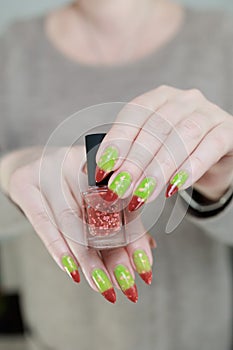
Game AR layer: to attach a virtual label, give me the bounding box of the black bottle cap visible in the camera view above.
[85,133,110,187]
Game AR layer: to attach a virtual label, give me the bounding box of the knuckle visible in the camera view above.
[156,85,178,95]
[157,84,169,92]
[212,135,226,155]
[33,210,52,231]
[179,118,202,140]
[131,95,146,105]
[131,95,152,111]
[138,132,161,153]
[145,114,171,137]
[115,126,132,139]
[110,123,135,141]
[156,84,170,93]
[184,88,204,101]
[128,147,149,170]
[192,155,204,169]
[156,153,174,172]
[46,237,63,250]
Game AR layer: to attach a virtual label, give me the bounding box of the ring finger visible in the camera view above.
[128,109,225,210]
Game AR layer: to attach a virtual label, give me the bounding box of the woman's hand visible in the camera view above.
[95,85,233,210]
[0,146,155,304]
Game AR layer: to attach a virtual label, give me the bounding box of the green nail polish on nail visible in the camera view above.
[109,172,132,197]
[134,177,156,200]
[62,255,78,273]
[97,146,119,172]
[133,250,151,274]
[171,170,189,188]
[114,265,135,291]
[92,269,112,293]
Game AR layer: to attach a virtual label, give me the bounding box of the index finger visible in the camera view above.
[95,86,179,182]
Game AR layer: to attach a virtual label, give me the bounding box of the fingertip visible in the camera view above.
[102,288,117,304]
[104,189,118,202]
[166,183,178,198]
[70,270,81,283]
[139,270,153,285]
[128,196,145,212]
[124,284,138,303]
[95,166,108,183]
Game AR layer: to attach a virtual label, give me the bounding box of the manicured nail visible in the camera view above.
[133,250,152,285]
[62,255,80,283]
[166,170,189,198]
[105,172,132,202]
[96,146,119,182]
[92,269,116,304]
[114,264,138,303]
[128,177,156,211]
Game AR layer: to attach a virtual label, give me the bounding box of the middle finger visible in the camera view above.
[104,95,203,202]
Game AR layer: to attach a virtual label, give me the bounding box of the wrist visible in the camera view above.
[180,186,233,218]
[193,182,233,202]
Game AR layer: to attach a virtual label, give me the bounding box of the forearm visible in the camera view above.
[0,148,42,239]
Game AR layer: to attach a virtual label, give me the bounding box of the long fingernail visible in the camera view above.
[92,269,116,304]
[96,146,119,182]
[105,172,132,202]
[128,177,156,211]
[114,265,138,303]
[133,250,152,285]
[62,255,80,283]
[166,170,189,198]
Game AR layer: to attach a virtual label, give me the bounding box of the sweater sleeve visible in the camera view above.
[185,197,233,246]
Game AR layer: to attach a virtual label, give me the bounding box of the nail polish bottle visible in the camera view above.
[82,134,128,249]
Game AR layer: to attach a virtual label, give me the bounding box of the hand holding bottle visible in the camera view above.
[96,85,233,208]
[0,146,155,304]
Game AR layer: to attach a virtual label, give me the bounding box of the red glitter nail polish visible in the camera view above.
[102,288,116,304]
[139,271,153,285]
[82,134,128,249]
[166,183,179,198]
[70,270,81,283]
[95,166,108,183]
[128,195,145,212]
[124,284,138,303]
[104,188,119,202]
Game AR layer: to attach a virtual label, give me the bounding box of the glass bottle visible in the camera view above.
[82,134,128,249]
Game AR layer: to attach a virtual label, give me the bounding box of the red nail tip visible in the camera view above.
[95,167,107,183]
[128,195,145,212]
[124,284,138,303]
[104,189,118,202]
[70,270,81,283]
[139,271,153,285]
[102,288,116,304]
[166,184,179,198]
